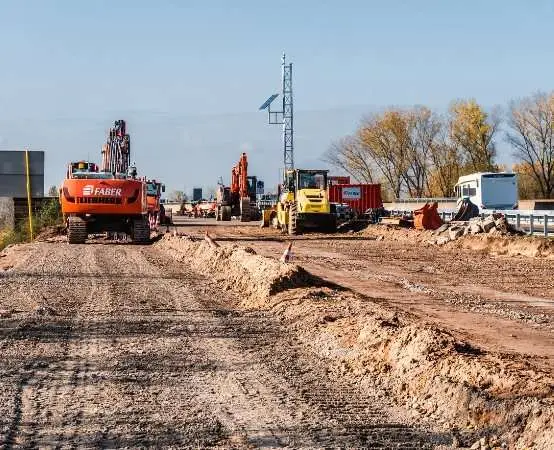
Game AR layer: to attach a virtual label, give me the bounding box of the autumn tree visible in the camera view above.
[512,162,543,199]
[427,129,463,197]
[506,92,554,198]
[327,107,445,198]
[325,101,502,199]
[357,111,410,198]
[323,135,376,183]
[449,99,499,172]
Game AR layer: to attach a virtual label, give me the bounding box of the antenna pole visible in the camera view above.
[259,53,294,171]
[282,53,294,171]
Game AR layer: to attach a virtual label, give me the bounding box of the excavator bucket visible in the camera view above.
[453,198,480,221]
[413,202,443,230]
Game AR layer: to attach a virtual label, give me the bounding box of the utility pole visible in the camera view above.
[259,53,294,172]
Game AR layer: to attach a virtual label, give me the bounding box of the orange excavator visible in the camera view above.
[216,152,259,221]
[60,120,150,244]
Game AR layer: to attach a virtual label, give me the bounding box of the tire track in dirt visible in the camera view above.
[1,242,452,448]
[0,243,90,448]
[143,246,453,448]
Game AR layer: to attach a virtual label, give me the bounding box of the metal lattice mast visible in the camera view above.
[259,53,294,172]
[282,54,294,170]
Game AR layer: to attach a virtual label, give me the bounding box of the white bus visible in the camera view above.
[455,172,518,210]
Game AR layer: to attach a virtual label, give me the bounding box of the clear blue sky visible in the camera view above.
[0,0,553,194]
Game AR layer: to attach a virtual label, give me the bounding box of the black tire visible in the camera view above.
[288,203,298,235]
[325,216,337,233]
[221,206,232,221]
[132,218,151,244]
[240,198,250,222]
[67,216,87,244]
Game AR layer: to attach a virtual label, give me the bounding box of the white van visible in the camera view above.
[455,172,518,210]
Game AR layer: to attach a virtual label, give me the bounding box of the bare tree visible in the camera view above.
[168,190,185,202]
[323,135,375,183]
[506,92,554,198]
[402,107,441,197]
[47,185,59,197]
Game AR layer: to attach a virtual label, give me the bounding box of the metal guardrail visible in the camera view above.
[391,197,457,204]
[388,208,554,238]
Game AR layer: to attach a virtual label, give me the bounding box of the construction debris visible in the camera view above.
[380,216,413,227]
[427,214,524,245]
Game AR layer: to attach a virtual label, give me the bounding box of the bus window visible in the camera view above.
[469,187,477,196]
[462,185,470,196]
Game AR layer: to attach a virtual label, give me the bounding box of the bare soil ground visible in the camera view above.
[1,217,552,449]
[167,218,554,448]
[0,240,453,449]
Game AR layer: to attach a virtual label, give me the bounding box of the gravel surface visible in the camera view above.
[0,242,452,448]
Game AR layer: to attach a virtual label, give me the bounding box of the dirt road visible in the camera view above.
[0,242,451,448]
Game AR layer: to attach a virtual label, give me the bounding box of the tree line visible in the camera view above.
[324,92,554,200]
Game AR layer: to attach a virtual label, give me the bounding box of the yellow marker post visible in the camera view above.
[25,150,34,240]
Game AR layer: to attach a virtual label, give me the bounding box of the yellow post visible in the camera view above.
[25,150,34,240]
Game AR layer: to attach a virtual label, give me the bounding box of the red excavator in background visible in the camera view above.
[216,152,259,221]
[60,120,150,243]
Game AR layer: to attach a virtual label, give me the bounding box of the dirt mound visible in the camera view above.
[451,234,554,258]
[269,288,554,449]
[158,234,326,307]
[35,224,66,241]
[159,234,554,448]
[364,224,554,258]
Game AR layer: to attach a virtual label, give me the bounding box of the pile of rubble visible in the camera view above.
[428,214,524,245]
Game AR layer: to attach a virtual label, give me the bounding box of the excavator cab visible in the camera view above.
[67,161,98,178]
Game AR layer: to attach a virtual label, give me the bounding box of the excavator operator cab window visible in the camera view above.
[71,161,97,174]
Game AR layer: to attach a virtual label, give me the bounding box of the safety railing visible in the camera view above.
[387,209,554,238]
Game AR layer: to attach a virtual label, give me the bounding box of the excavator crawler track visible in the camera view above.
[132,218,151,244]
[240,198,251,222]
[67,217,87,244]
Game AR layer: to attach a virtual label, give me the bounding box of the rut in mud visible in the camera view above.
[0,242,452,448]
